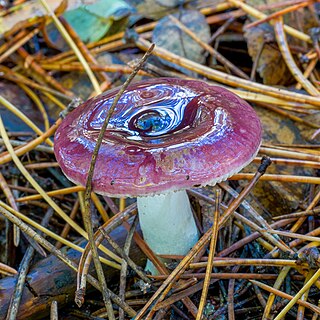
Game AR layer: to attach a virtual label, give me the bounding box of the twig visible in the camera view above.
[0,263,17,276]
[272,207,320,220]
[168,15,249,79]
[80,44,154,318]
[0,138,53,154]
[0,28,39,63]
[189,258,302,269]
[231,173,320,184]
[209,17,235,44]
[268,229,320,243]
[260,146,320,161]
[219,157,272,228]
[16,186,86,202]
[150,273,305,281]
[119,216,139,320]
[6,208,54,320]
[50,301,58,320]
[39,62,150,76]
[273,16,319,96]
[196,189,220,320]
[252,279,320,315]
[227,0,311,43]
[245,1,312,29]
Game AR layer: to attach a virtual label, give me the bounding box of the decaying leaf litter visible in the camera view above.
[1,0,320,318]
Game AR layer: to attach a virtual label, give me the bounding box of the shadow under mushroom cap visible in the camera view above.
[54,78,262,197]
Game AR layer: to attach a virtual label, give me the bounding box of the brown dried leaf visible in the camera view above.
[244,24,291,85]
[251,107,310,216]
[152,9,210,75]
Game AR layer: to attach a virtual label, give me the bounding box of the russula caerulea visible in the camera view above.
[54,78,262,272]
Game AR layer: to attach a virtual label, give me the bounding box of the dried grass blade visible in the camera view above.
[39,0,101,95]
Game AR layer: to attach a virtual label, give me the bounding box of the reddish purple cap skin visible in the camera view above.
[54,78,262,197]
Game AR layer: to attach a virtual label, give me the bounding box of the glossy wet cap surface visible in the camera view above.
[54,78,262,197]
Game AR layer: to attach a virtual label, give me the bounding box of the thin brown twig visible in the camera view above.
[245,0,312,29]
[16,47,74,97]
[79,44,154,317]
[76,203,137,301]
[6,208,53,320]
[251,279,320,315]
[0,263,17,276]
[119,216,139,320]
[272,207,320,220]
[0,28,39,63]
[230,173,320,184]
[227,265,240,320]
[196,189,221,319]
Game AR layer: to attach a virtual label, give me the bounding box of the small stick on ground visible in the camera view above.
[118,216,139,320]
[196,189,221,320]
[79,43,155,319]
[6,208,54,320]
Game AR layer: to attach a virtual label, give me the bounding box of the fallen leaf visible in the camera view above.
[63,0,133,43]
[0,81,44,132]
[152,9,210,75]
[244,24,291,85]
[249,106,311,216]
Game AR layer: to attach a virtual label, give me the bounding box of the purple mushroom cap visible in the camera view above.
[54,78,262,197]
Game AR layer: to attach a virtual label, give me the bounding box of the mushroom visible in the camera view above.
[54,78,262,273]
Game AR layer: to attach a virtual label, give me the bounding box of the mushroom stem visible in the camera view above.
[137,190,199,273]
